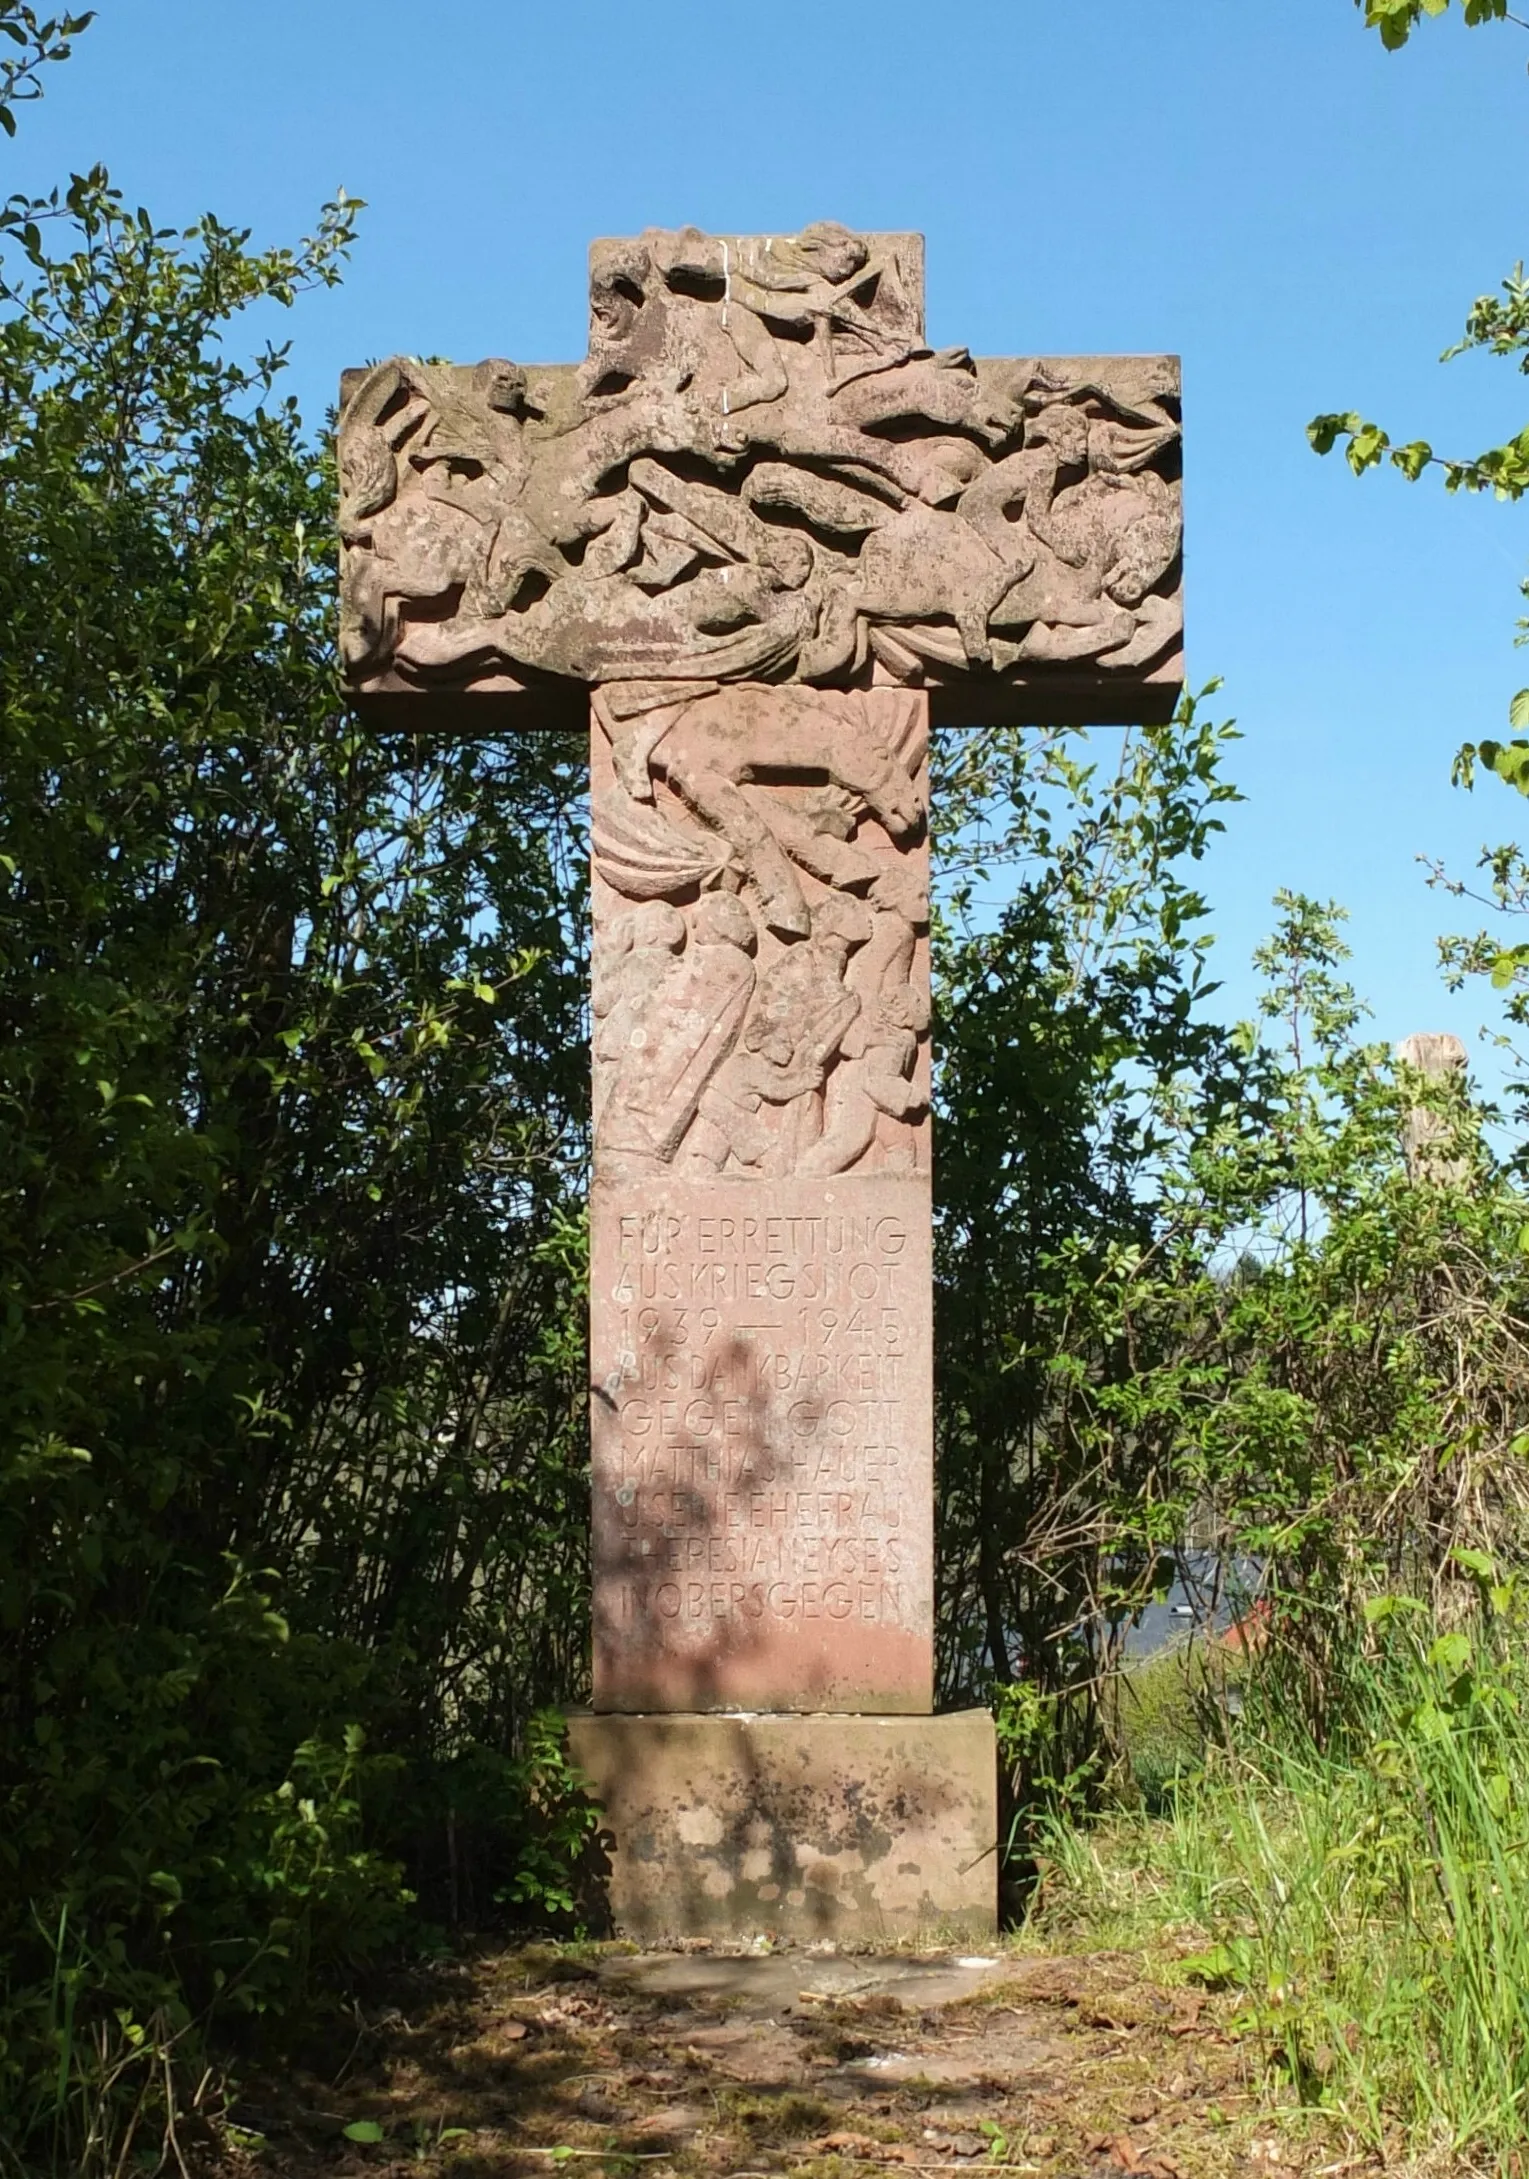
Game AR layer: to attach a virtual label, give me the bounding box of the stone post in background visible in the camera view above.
[1398,1031,1472,1188]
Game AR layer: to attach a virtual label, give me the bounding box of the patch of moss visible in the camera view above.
[716,2087,834,2138]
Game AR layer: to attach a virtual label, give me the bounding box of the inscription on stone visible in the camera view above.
[591,1179,933,1712]
[589,679,933,1711]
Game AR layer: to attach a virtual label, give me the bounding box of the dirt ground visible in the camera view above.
[217,1941,1369,2179]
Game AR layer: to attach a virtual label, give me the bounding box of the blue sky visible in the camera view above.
[12,0,1529,1068]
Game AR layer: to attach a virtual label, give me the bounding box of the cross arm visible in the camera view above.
[337,226,1181,732]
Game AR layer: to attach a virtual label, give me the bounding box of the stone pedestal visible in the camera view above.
[568,1709,997,1943]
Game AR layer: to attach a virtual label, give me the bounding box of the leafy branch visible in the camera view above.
[1310,261,1529,776]
[1308,260,1529,501]
[1358,0,1528,48]
[0,7,93,136]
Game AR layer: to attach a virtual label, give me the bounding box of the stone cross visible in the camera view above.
[340,226,1182,1940]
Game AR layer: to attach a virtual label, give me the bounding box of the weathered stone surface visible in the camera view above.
[339,225,1181,728]
[336,222,1185,1949]
[1398,1030,1472,1186]
[595,1950,1012,2015]
[590,686,931,1713]
[566,1709,997,1941]
[591,1175,932,1712]
[591,685,929,1182]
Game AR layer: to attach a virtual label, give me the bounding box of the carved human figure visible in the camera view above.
[651,689,923,937]
[340,229,1182,710]
[592,902,687,1124]
[591,682,929,1180]
[746,893,871,1173]
[747,462,1035,680]
[706,223,920,398]
[683,891,870,1175]
[338,357,570,679]
[748,393,1182,682]
[593,686,922,940]
[594,891,758,1174]
[802,863,929,1175]
[992,405,1182,664]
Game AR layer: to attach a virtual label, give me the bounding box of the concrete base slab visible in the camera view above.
[567,1709,996,1943]
[596,1948,1010,2016]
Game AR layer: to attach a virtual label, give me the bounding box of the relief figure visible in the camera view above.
[801,863,929,1176]
[595,892,758,1175]
[592,902,686,1125]
[597,685,924,941]
[694,893,871,1176]
[591,687,931,1183]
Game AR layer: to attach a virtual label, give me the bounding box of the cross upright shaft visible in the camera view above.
[338,227,1183,1937]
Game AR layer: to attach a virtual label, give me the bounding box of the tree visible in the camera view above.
[930,698,1250,1750]
[1310,2,1529,1107]
[0,154,592,2177]
[1317,1,1529,766]
[0,6,92,136]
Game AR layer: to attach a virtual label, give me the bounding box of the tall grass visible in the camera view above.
[1029,1591,1529,2171]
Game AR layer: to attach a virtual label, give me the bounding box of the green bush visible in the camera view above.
[0,149,592,2170]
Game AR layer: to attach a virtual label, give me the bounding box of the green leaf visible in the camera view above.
[1308,410,1362,455]
[1452,1546,1497,1578]
[1180,1938,1253,1990]
[343,2121,386,2144]
[1364,1593,1427,1623]
[1478,738,1529,793]
[1411,1699,1451,1743]
[1347,422,1391,474]
[1509,689,1529,731]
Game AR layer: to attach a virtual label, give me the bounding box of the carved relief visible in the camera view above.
[339,226,1181,716]
[591,686,929,1182]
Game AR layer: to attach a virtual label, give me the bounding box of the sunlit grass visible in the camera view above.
[1028,1601,1529,2172]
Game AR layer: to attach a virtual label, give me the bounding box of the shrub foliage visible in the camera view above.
[0,165,592,2150]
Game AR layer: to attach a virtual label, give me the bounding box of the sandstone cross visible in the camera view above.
[339,225,1182,1940]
